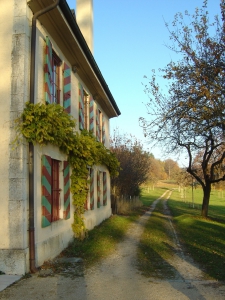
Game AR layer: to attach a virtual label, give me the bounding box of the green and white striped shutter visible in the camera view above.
[63,161,70,220]
[44,37,52,104]
[79,83,84,130]
[41,155,52,227]
[63,63,71,114]
[103,172,107,206]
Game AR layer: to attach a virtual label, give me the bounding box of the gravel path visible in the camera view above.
[1,191,225,300]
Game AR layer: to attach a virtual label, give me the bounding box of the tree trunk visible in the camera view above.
[201,183,211,217]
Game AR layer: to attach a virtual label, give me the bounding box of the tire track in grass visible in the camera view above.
[163,190,206,282]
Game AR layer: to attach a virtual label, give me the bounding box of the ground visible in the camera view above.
[0,191,225,300]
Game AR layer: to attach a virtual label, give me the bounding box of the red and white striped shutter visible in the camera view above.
[44,37,52,104]
[79,83,84,130]
[63,63,71,114]
[90,168,95,210]
[63,161,70,220]
[41,155,52,227]
[96,108,100,141]
[89,96,94,133]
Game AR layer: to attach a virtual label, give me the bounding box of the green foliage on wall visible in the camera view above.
[15,102,119,239]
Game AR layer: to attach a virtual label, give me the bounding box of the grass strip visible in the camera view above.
[62,214,138,267]
[137,197,178,279]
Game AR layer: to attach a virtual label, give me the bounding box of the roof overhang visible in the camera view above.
[27,0,121,118]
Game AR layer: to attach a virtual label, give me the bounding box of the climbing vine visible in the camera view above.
[15,102,119,239]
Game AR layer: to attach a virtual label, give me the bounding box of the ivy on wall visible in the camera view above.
[15,102,119,239]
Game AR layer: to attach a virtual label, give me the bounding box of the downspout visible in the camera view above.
[29,0,60,273]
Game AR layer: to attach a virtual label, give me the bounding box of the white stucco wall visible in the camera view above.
[0,0,30,275]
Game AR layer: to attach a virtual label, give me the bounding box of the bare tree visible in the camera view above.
[140,0,225,217]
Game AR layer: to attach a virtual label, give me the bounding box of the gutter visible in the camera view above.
[29,0,60,273]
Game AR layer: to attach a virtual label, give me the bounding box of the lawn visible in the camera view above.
[168,187,225,281]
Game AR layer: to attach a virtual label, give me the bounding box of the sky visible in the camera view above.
[66,0,221,166]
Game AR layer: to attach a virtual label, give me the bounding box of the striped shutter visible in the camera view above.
[89,96,94,133]
[90,168,95,210]
[103,172,107,206]
[85,171,89,210]
[63,161,70,220]
[96,108,100,141]
[44,36,52,104]
[63,63,71,114]
[97,171,100,208]
[79,83,84,130]
[102,114,106,145]
[41,155,52,227]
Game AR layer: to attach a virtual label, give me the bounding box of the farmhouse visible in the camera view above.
[0,0,120,275]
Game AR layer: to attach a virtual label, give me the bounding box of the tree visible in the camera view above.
[140,0,225,217]
[110,129,151,197]
[164,158,180,180]
[146,156,167,189]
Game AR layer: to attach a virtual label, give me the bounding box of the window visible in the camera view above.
[79,83,89,130]
[97,171,107,208]
[52,51,61,104]
[41,155,70,227]
[84,94,89,130]
[51,159,60,221]
[96,109,105,144]
[45,36,71,112]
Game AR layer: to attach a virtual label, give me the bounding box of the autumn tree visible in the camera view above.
[140,0,225,217]
[110,130,151,197]
[164,159,180,180]
[146,156,167,189]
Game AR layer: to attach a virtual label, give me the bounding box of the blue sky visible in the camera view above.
[66,0,221,166]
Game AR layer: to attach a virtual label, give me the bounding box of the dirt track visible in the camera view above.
[1,191,225,300]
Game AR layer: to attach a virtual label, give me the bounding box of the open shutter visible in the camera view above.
[103,172,107,206]
[63,63,71,114]
[102,114,105,145]
[97,171,100,208]
[79,83,84,130]
[44,36,52,104]
[90,168,94,210]
[89,96,94,133]
[96,108,100,141]
[41,155,52,227]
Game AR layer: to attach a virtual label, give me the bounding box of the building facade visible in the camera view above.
[0,0,120,275]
